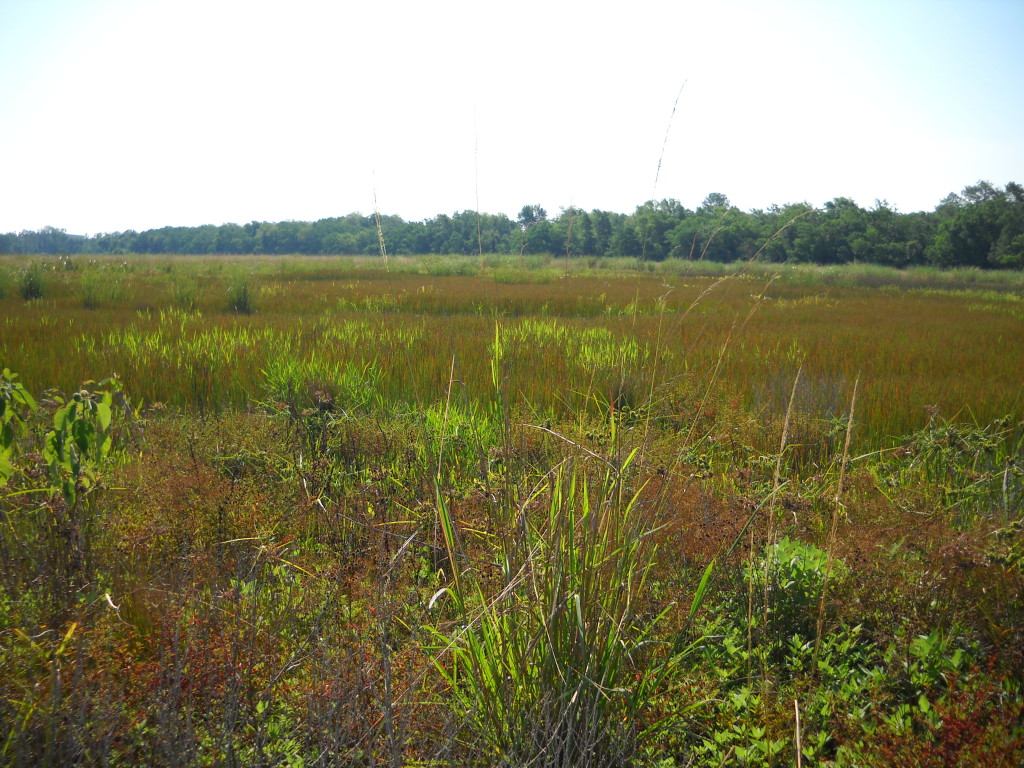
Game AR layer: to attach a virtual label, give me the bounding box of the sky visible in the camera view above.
[1,0,1022,235]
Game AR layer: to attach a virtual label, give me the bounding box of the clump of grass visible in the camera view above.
[78,267,105,309]
[430,450,700,767]
[261,356,383,416]
[226,277,256,314]
[169,274,200,310]
[77,264,129,309]
[876,413,1024,526]
[19,262,45,300]
[419,254,480,277]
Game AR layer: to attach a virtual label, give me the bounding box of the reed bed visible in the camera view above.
[1,255,1020,449]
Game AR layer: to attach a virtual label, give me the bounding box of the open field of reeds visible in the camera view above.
[2,254,1022,446]
[1,253,1023,766]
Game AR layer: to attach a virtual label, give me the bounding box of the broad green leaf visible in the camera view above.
[72,419,95,458]
[95,400,111,432]
[62,478,76,507]
[70,445,81,478]
[98,433,112,461]
[16,387,37,411]
[0,453,14,485]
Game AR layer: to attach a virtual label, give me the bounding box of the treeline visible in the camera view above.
[3,181,1022,268]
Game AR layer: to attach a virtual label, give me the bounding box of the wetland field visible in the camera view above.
[1,254,1022,766]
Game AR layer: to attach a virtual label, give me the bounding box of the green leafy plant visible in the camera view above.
[876,414,1024,525]
[43,380,120,508]
[749,536,845,649]
[0,369,38,486]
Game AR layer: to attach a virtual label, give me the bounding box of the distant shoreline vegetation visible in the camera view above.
[2,181,1022,269]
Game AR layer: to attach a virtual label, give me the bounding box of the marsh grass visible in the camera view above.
[169,272,200,310]
[17,261,46,300]
[1,256,1020,448]
[1,254,1023,765]
[226,276,256,314]
[430,459,685,767]
[77,263,131,309]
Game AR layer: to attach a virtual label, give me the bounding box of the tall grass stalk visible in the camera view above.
[374,188,390,273]
[749,365,801,684]
[813,376,859,670]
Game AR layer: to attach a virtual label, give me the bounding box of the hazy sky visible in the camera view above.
[1,0,1022,234]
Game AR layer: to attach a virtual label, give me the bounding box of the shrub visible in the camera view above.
[746,536,845,653]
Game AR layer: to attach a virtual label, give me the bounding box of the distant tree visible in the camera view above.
[754,203,814,262]
[667,194,752,262]
[15,226,78,255]
[630,200,689,260]
[445,211,483,254]
[813,197,870,263]
[609,222,642,256]
[578,210,596,256]
[1006,181,1024,205]
[2,183,1016,267]
[552,207,583,258]
[926,181,1015,267]
[591,210,613,256]
[186,225,218,254]
[521,219,559,254]
[476,212,516,253]
[991,182,1024,268]
[962,180,1000,204]
[517,205,547,229]
[0,232,18,254]
[935,192,965,218]
[701,192,731,210]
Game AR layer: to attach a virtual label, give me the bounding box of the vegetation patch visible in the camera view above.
[0,256,1021,766]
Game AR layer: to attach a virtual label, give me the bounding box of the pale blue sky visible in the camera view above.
[1,0,1022,234]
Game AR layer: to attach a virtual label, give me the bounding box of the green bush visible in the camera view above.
[747,536,843,646]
